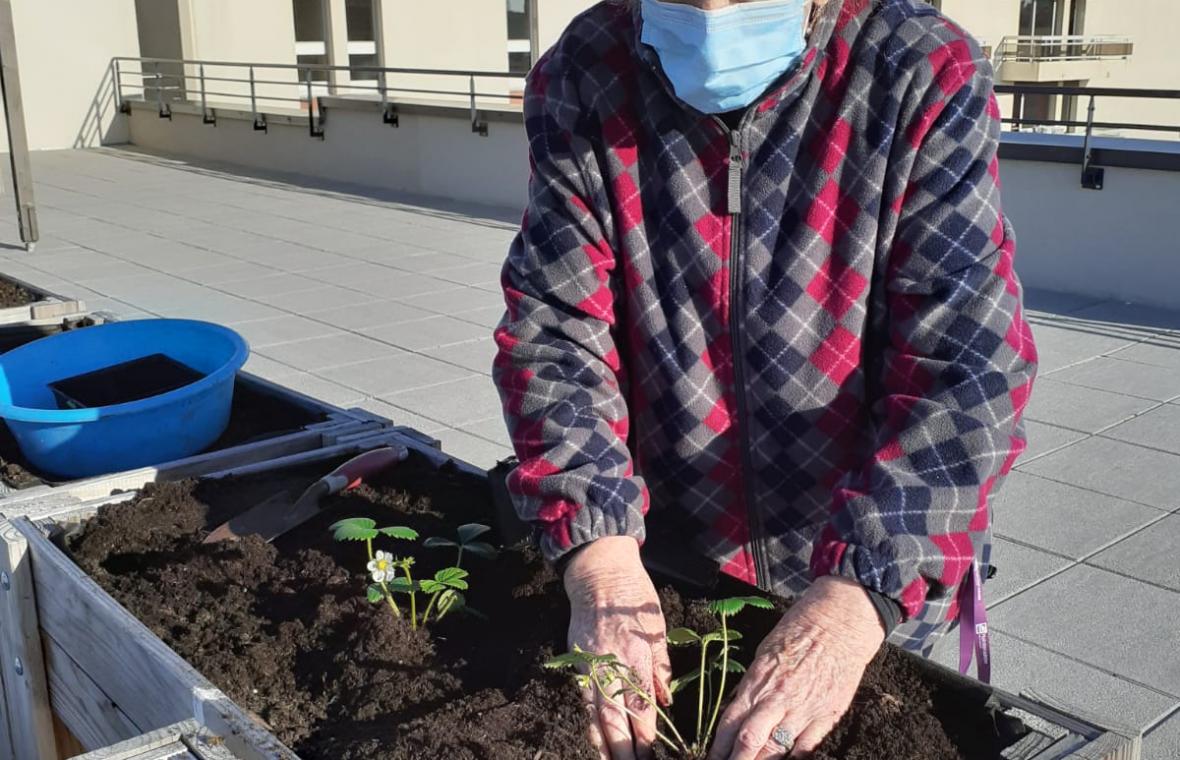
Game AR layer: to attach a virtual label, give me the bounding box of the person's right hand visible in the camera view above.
[564,536,673,760]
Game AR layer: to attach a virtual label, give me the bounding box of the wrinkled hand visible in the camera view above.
[708,577,885,760]
[565,536,673,760]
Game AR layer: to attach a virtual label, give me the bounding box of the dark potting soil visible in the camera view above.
[70,453,1016,760]
[0,381,324,488]
[0,278,37,308]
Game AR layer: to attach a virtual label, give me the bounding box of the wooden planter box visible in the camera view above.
[67,720,244,760]
[0,436,1139,760]
[0,274,86,326]
[0,368,410,518]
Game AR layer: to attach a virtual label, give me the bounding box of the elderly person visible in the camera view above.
[494,0,1037,757]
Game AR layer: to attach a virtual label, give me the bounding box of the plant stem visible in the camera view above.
[697,640,709,745]
[591,667,684,753]
[402,564,418,629]
[422,591,440,624]
[703,616,731,747]
[617,670,690,751]
[456,546,464,568]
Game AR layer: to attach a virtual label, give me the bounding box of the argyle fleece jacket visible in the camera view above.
[493,0,1037,628]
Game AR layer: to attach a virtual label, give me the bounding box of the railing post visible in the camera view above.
[112,59,125,114]
[199,63,215,125]
[306,69,324,139]
[469,74,487,136]
[1080,94,1103,190]
[379,69,398,127]
[249,65,266,132]
[154,61,171,120]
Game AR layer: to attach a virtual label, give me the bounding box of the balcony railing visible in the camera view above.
[995,35,1133,64]
[111,56,524,139]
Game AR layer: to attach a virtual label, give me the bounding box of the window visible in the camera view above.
[507,0,533,73]
[1019,0,1065,37]
[293,0,329,83]
[345,0,377,81]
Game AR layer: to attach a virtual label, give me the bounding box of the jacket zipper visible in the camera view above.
[716,118,770,590]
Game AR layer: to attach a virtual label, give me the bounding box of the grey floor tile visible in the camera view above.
[305,299,432,329]
[214,273,323,299]
[992,471,1164,559]
[228,315,339,349]
[383,251,479,273]
[458,416,512,448]
[274,372,367,408]
[1019,437,1180,510]
[1028,322,1142,373]
[320,353,474,396]
[159,295,286,325]
[1024,379,1158,433]
[988,537,1073,602]
[430,261,504,288]
[422,337,498,375]
[184,260,279,284]
[991,565,1180,697]
[380,374,502,427]
[395,286,504,315]
[353,398,447,434]
[1102,404,1180,456]
[308,263,456,299]
[256,285,385,313]
[929,630,1178,733]
[456,305,507,329]
[432,426,511,470]
[1144,711,1180,760]
[1088,515,1180,593]
[361,315,491,351]
[1109,333,1180,370]
[1019,420,1087,464]
[1048,357,1180,402]
[257,333,394,372]
[243,352,301,381]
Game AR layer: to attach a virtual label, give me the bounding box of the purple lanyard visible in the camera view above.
[957,559,991,683]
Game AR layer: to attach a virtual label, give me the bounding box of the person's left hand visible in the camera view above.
[707,576,886,760]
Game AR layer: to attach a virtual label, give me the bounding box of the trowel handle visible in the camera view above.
[319,445,409,496]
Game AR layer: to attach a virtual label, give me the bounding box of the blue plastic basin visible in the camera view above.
[0,319,249,479]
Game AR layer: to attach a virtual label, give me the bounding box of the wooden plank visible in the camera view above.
[29,301,87,321]
[10,518,298,760]
[0,519,58,760]
[52,713,86,758]
[0,666,15,760]
[1062,732,1141,760]
[44,632,140,751]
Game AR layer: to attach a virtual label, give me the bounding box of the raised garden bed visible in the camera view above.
[0,273,85,325]
[0,442,1140,760]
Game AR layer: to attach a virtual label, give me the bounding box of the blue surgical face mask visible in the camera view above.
[640,0,808,115]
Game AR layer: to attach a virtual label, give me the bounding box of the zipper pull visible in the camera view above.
[727,140,743,215]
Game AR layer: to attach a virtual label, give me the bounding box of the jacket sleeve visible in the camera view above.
[492,57,647,562]
[810,44,1038,620]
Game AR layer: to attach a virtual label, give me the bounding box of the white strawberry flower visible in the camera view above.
[367,550,395,583]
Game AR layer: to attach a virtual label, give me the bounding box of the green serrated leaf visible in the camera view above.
[387,577,417,594]
[419,580,443,595]
[463,541,498,559]
[708,595,774,618]
[669,667,702,694]
[457,523,492,544]
[724,660,746,674]
[366,584,384,604]
[701,628,743,645]
[666,627,702,646]
[379,526,419,540]
[330,517,378,542]
[545,651,588,670]
[422,536,457,549]
[434,567,469,588]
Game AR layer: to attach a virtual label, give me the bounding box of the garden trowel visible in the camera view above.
[203,445,409,544]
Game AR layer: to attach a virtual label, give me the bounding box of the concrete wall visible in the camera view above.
[0,0,139,152]
[378,1,513,104]
[127,100,529,211]
[535,0,596,57]
[1000,158,1180,306]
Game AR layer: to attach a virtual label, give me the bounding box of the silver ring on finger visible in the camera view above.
[771,725,796,752]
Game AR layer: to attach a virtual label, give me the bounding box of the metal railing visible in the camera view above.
[995,35,1133,64]
[995,84,1180,189]
[111,56,525,138]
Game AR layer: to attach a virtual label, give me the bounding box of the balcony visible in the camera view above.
[995,35,1134,83]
